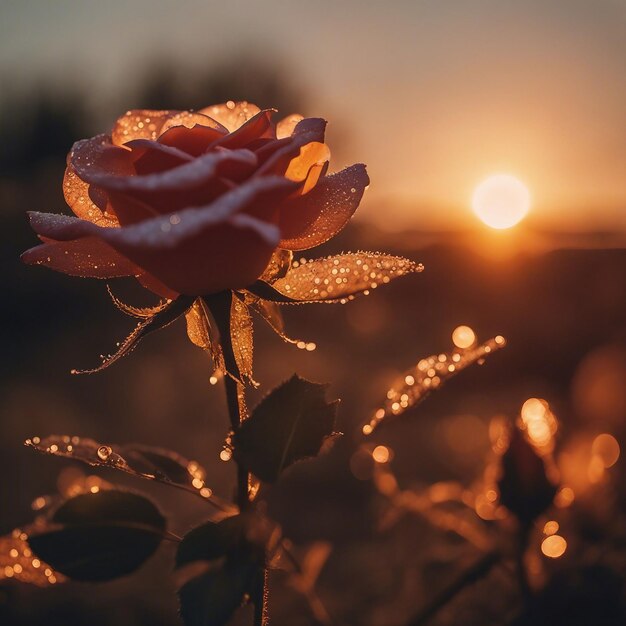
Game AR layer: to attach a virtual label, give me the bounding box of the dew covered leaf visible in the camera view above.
[186,298,213,350]
[259,248,293,282]
[260,252,422,303]
[107,284,170,319]
[73,295,195,374]
[233,375,339,482]
[364,335,507,434]
[185,298,224,373]
[28,490,166,582]
[24,435,224,507]
[248,298,286,336]
[0,520,66,587]
[497,428,557,527]
[231,294,256,386]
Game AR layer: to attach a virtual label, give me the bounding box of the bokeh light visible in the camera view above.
[554,486,575,508]
[372,445,392,464]
[520,398,558,453]
[541,534,567,559]
[591,433,620,468]
[452,325,476,349]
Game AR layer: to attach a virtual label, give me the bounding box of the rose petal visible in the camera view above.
[111,109,176,146]
[112,211,281,296]
[77,148,256,193]
[198,102,261,132]
[77,149,258,220]
[63,166,118,227]
[157,124,227,157]
[278,164,369,250]
[255,120,328,178]
[292,118,327,142]
[276,114,304,139]
[137,272,180,299]
[254,137,294,165]
[26,176,297,295]
[105,190,162,225]
[210,110,276,150]
[125,139,193,174]
[21,236,140,279]
[70,135,135,183]
[299,159,329,196]
[284,142,331,190]
[159,111,229,135]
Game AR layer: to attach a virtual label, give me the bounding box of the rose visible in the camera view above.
[22,101,369,298]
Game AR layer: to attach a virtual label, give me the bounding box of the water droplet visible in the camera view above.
[97,445,112,461]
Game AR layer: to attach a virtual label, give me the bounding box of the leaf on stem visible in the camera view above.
[259,248,293,282]
[363,335,507,434]
[249,252,422,304]
[233,375,339,482]
[231,294,256,386]
[72,295,195,374]
[176,515,263,626]
[28,490,166,581]
[186,298,225,373]
[177,559,259,626]
[176,516,249,568]
[106,284,170,319]
[202,292,256,386]
[24,435,224,507]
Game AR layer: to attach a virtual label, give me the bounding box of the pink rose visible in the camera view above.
[22,102,368,298]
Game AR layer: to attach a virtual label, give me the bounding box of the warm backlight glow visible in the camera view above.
[472,174,530,229]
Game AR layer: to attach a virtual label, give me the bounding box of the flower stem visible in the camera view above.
[224,375,250,510]
[223,373,268,624]
[253,567,269,626]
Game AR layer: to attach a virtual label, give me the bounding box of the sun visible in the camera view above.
[471,174,531,229]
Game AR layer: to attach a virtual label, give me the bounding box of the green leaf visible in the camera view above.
[28,490,166,582]
[234,375,339,482]
[497,428,557,527]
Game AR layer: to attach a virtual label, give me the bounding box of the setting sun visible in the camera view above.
[472,174,531,230]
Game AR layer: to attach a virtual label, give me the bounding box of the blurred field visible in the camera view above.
[1,74,626,625]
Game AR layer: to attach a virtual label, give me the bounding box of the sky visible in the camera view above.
[1,0,625,232]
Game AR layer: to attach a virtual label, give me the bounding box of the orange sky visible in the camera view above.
[1,0,625,232]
